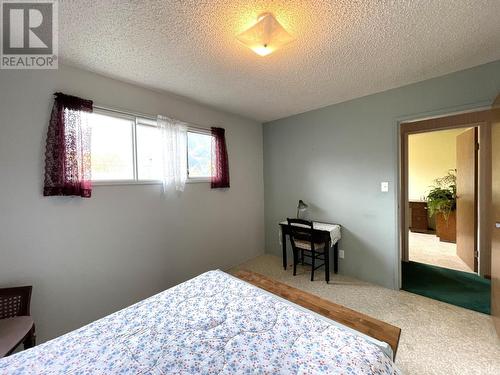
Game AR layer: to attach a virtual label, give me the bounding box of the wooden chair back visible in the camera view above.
[287,218,326,250]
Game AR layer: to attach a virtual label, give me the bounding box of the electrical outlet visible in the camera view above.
[339,250,345,259]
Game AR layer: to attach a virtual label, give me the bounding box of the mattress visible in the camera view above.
[0,270,401,374]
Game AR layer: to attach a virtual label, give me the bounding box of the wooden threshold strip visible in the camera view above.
[234,269,401,357]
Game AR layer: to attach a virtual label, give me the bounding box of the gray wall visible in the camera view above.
[264,60,500,289]
[0,65,264,342]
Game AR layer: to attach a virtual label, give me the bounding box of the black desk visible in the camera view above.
[279,222,341,283]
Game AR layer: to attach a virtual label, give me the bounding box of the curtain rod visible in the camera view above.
[93,104,211,131]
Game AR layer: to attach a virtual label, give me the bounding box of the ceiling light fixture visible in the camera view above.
[236,13,295,56]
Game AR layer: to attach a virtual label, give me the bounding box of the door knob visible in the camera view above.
[496,222,500,228]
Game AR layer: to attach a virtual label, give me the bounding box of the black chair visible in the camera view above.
[0,286,36,357]
[287,218,330,282]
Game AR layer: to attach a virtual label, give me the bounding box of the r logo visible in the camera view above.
[2,1,53,54]
[1,0,57,69]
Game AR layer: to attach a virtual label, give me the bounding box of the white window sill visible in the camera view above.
[92,179,212,186]
[187,177,211,184]
[92,180,161,186]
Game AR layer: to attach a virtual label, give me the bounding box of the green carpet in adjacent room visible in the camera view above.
[402,261,491,314]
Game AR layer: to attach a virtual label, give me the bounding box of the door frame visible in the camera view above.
[398,108,494,287]
[491,95,500,336]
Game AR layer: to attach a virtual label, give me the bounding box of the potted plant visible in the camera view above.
[425,170,456,243]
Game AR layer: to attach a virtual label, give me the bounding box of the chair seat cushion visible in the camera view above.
[0,316,34,357]
[293,240,326,251]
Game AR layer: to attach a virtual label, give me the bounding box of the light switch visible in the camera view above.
[381,181,389,192]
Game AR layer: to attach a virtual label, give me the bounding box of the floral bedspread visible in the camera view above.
[0,270,400,374]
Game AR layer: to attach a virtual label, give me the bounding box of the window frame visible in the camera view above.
[91,108,162,186]
[90,107,214,186]
[186,127,213,183]
[135,117,162,182]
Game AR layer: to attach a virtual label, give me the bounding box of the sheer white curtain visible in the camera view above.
[157,115,188,193]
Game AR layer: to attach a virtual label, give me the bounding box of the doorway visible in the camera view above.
[407,127,476,273]
[399,110,492,314]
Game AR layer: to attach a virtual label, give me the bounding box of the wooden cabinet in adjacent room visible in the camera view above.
[409,201,429,233]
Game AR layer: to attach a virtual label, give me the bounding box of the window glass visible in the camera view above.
[89,109,213,184]
[137,122,162,180]
[187,131,212,179]
[90,112,134,181]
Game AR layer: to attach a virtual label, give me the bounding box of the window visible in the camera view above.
[187,130,213,181]
[89,109,162,183]
[89,108,214,185]
[136,119,162,180]
[90,112,135,181]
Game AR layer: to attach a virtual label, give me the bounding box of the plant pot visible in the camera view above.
[435,211,456,243]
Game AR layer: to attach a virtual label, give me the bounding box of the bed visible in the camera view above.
[0,270,401,374]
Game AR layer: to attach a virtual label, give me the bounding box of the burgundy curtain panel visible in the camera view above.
[43,92,93,198]
[211,127,230,189]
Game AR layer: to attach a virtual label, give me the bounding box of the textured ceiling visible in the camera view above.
[59,1,500,122]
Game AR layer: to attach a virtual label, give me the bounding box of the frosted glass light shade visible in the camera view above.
[236,13,295,56]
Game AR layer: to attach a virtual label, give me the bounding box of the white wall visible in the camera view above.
[0,65,264,342]
[408,128,465,201]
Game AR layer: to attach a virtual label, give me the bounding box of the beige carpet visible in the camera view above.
[409,231,473,273]
[229,254,500,375]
